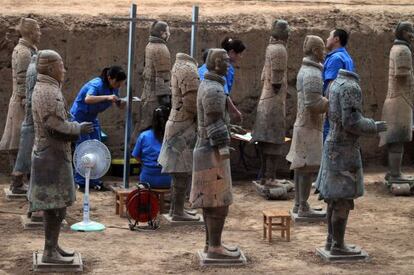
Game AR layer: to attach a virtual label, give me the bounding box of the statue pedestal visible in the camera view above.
[33,251,83,272]
[21,215,68,230]
[316,247,369,262]
[162,214,204,226]
[290,211,326,224]
[4,188,27,201]
[385,179,413,196]
[197,250,247,267]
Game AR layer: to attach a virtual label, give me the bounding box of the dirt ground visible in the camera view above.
[1,0,414,274]
[0,168,413,275]
[2,0,414,17]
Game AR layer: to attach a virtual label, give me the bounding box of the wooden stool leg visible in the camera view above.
[287,217,291,242]
[115,193,120,215]
[119,196,126,217]
[268,217,272,243]
[281,217,285,238]
[263,215,267,239]
[159,193,165,214]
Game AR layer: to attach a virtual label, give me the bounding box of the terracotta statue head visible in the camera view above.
[150,20,170,41]
[271,19,290,41]
[395,22,414,44]
[206,48,230,77]
[37,50,65,83]
[303,35,325,63]
[16,18,41,45]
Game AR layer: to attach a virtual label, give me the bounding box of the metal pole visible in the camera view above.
[190,5,199,58]
[123,3,137,189]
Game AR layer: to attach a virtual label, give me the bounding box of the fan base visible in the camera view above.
[70,221,105,232]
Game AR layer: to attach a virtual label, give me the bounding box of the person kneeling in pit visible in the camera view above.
[132,106,172,190]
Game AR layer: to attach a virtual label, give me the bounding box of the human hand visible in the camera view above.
[80,122,94,134]
[107,95,119,103]
[375,121,387,133]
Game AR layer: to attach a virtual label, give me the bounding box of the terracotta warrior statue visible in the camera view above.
[158,53,200,222]
[12,54,37,196]
[190,48,241,259]
[286,35,328,218]
[139,20,171,133]
[315,69,387,255]
[379,22,414,183]
[30,50,93,263]
[0,18,40,194]
[252,19,292,198]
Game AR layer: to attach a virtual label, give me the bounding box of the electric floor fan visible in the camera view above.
[71,140,111,232]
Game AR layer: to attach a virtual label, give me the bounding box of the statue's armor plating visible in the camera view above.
[13,54,38,174]
[190,72,232,209]
[29,74,81,211]
[379,40,413,146]
[158,53,199,173]
[252,37,288,146]
[315,70,377,200]
[0,38,37,151]
[139,36,171,132]
[286,57,328,170]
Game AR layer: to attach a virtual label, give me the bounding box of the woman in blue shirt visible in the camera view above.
[70,66,127,191]
[132,105,171,189]
[198,37,246,122]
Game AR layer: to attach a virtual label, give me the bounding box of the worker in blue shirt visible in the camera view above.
[323,29,355,141]
[132,105,171,189]
[70,66,127,191]
[198,37,246,122]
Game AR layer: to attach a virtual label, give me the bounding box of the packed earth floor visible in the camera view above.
[0,168,413,274]
[2,0,414,274]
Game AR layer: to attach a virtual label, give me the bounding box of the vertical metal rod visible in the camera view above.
[123,3,137,189]
[190,5,199,58]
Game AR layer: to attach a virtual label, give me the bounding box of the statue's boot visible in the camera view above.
[292,172,299,213]
[168,182,175,217]
[325,205,333,250]
[170,174,200,222]
[184,208,198,216]
[388,152,414,181]
[298,175,325,218]
[331,214,361,255]
[202,211,239,253]
[42,209,74,264]
[206,215,240,259]
[262,154,277,188]
[10,173,27,194]
[57,245,75,257]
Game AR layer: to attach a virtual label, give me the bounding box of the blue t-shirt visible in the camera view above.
[70,77,119,122]
[323,47,355,93]
[132,129,162,169]
[198,63,234,95]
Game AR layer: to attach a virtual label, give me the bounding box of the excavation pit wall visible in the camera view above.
[0,12,408,176]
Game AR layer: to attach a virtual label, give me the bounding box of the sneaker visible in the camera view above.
[76,184,85,193]
[93,185,110,192]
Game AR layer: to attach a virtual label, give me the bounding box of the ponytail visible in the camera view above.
[220,37,246,54]
[100,66,126,86]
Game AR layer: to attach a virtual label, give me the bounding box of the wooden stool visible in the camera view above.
[263,209,291,242]
[151,188,170,214]
[114,188,134,217]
